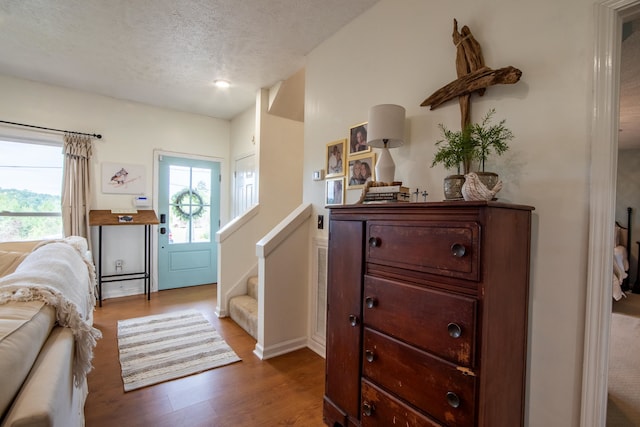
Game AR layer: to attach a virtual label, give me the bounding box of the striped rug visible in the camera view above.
[117,309,241,391]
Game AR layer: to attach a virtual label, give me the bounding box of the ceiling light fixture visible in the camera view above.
[214,79,231,88]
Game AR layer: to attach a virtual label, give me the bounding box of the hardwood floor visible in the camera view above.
[85,285,326,427]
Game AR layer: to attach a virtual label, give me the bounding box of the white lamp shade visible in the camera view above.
[366,104,405,148]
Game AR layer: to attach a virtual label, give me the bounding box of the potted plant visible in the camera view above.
[431,123,476,200]
[431,108,513,199]
[469,108,513,189]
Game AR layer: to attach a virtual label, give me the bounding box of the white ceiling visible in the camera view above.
[0,0,379,120]
[0,1,638,148]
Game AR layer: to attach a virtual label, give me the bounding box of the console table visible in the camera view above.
[89,210,159,306]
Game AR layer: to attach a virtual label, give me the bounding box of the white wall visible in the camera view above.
[0,74,231,298]
[230,105,256,160]
[303,1,594,425]
[257,89,304,223]
[216,90,304,318]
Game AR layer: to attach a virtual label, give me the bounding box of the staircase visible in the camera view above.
[229,276,258,339]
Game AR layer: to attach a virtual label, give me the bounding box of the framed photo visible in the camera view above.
[325,177,345,206]
[325,139,346,177]
[349,122,370,156]
[347,153,376,189]
[101,162,145,194]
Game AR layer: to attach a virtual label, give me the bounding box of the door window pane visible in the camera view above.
[167,165,211,244]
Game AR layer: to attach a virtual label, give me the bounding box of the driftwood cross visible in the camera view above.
[421,19,522,130]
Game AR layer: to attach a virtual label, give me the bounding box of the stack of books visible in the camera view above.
[363,185,411,204]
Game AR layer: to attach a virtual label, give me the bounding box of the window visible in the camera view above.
[0,138,64,241]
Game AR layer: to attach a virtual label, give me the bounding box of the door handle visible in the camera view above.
[160,227,166,234]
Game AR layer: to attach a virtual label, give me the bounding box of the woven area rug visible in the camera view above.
[117,309,241,391]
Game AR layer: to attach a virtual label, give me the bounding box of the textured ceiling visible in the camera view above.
[0,1,638,146]
[0,0,379,120]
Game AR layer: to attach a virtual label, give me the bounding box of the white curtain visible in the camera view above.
[62,134,93,241]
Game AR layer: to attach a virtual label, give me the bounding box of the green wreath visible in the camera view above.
[171,188,205,221]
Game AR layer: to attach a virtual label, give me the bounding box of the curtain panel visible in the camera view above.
[62,134,93,242]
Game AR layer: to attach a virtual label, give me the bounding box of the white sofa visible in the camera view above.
[0,238,101,427]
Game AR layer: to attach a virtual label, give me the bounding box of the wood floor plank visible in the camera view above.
[85,285,326,427]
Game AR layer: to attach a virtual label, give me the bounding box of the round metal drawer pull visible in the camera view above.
[362,402,375,417]
[348,314,359,327]
[447,323,462,338]
[446,391,461,408]
[368,237,381,247]
[365,350,375,362]
[365,296,378,309]
[451,243,466,257]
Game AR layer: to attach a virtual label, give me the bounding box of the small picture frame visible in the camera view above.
[325,177,345,206]
[349,122,370,156]
[347,153,376,189]
[325,139,346,177]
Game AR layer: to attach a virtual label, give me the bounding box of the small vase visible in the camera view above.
[476,172,499,191]
[443,174,465,200]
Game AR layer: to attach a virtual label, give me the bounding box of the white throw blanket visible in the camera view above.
[0,240,102,385]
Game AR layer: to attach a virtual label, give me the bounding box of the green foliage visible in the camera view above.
[0,188,62,241]
[470,109,513,172]
[431,124,477,174]
[431,108,514,174]
[170,188,205,222]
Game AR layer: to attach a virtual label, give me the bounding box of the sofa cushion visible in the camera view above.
[0,251,29,278]
[1,327,87,427]
[0,241,41,255]
[0,301,56,416]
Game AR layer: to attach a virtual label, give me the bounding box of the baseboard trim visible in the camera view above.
[307,338,326,359]
[253,337,308,360]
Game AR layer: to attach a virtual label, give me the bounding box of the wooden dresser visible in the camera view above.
[323,201,534,427]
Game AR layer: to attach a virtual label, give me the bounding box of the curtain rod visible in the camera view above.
[0,120,102,139]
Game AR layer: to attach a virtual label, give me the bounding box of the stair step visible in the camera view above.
[229,295,257,339]
[247,275,258,299]
[228,275,259,339]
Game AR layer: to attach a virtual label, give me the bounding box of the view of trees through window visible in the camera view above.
[0,139,63,241]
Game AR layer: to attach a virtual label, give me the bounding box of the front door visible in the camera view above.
[157,154,220,290]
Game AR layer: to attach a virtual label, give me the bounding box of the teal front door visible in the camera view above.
[158,155,220,290]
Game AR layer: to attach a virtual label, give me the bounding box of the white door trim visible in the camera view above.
[583,1,640,425]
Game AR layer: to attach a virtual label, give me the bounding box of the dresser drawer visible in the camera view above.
[361,379,441,427]
[366,221,480,281]
[363,275,477,366]
[363,328,476,426]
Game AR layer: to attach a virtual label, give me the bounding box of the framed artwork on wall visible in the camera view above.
[101,162,145,194]
[349,122,370,156]
[347,153,376,189]
[326,138,346,177]
[325,177,345,206]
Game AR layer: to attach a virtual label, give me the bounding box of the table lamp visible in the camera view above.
[366,104,405,183]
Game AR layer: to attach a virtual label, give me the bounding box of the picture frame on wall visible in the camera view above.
[325,138,346,177]
[347,153,376,189]
[101,162,146,194]
[325,177,345,206]
[348,122,370,156]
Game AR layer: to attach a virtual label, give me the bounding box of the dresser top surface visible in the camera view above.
[328,200,535,213]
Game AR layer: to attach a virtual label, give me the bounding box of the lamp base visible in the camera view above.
[375,147,395,183]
